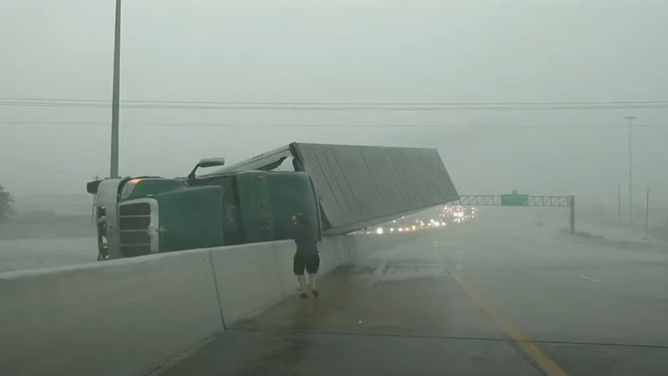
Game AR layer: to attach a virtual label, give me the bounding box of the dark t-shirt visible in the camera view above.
[291,223,319,257]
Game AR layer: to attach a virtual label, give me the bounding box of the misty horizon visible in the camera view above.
[1,1,667,211]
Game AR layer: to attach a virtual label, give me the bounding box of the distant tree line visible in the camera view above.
[0,184,14,223]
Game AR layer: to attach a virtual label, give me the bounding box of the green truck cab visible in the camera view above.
[87,158,322,260]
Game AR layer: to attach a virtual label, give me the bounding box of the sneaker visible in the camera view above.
[312,289,320,298]
[299,292,309,299]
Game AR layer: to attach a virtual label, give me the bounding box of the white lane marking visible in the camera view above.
[579,275,599,283]
[368,261,388,287]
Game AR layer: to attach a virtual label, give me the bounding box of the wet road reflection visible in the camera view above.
[163,214,668,376]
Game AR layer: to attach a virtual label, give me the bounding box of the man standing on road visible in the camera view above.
[291,212,320,299]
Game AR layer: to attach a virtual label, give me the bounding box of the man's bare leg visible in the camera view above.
[308,273,319,297]
[297,275,309,298]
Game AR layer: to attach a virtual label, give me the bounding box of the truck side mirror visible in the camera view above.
[87,180,102,194]
[188,157,226,179]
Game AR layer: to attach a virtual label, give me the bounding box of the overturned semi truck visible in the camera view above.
[86,143,459,260]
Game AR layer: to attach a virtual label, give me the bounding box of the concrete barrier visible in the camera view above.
[210,241,292,325]
[210,232,428,326]
[210,235,360,326]
[0,249,223,376]
[0,232,427,376]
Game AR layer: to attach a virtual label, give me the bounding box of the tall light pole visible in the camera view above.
[618,184,621,223]
[110,0,122,178]
[625,116,636,224]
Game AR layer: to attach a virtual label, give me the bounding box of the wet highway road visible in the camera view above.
[161,213,668,376]
[0,237,95,272]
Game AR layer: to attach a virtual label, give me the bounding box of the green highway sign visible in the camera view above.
[451,191,575,234]
[500,191,529,206]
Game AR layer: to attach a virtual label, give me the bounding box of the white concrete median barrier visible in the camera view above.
[0,249,223,376]
[209,241,293,325]
[0,232,427,376]
[210,235,359,326]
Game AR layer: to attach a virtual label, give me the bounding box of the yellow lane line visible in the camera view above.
[453,274,569,376]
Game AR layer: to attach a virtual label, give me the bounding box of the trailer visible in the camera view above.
[204,142,460,235]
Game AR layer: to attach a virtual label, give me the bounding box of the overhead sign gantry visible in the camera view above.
[450,190,576,234]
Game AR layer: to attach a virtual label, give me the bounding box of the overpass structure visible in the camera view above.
[3,212,664,376]
[4,148,658,375]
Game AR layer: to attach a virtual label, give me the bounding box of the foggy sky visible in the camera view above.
[1,1,668,208]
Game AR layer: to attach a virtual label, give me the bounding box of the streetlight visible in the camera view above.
[625,115,636,224]
[110,0,122,178]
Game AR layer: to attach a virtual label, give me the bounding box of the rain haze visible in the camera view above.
[3,2,668,375]
[0,1,667,205]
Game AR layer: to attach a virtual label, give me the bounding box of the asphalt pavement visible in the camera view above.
[160,211,668,376]
[0,237,95,272]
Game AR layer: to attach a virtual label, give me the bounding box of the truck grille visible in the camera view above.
[119,203,150,216]
[119,202,152,257]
